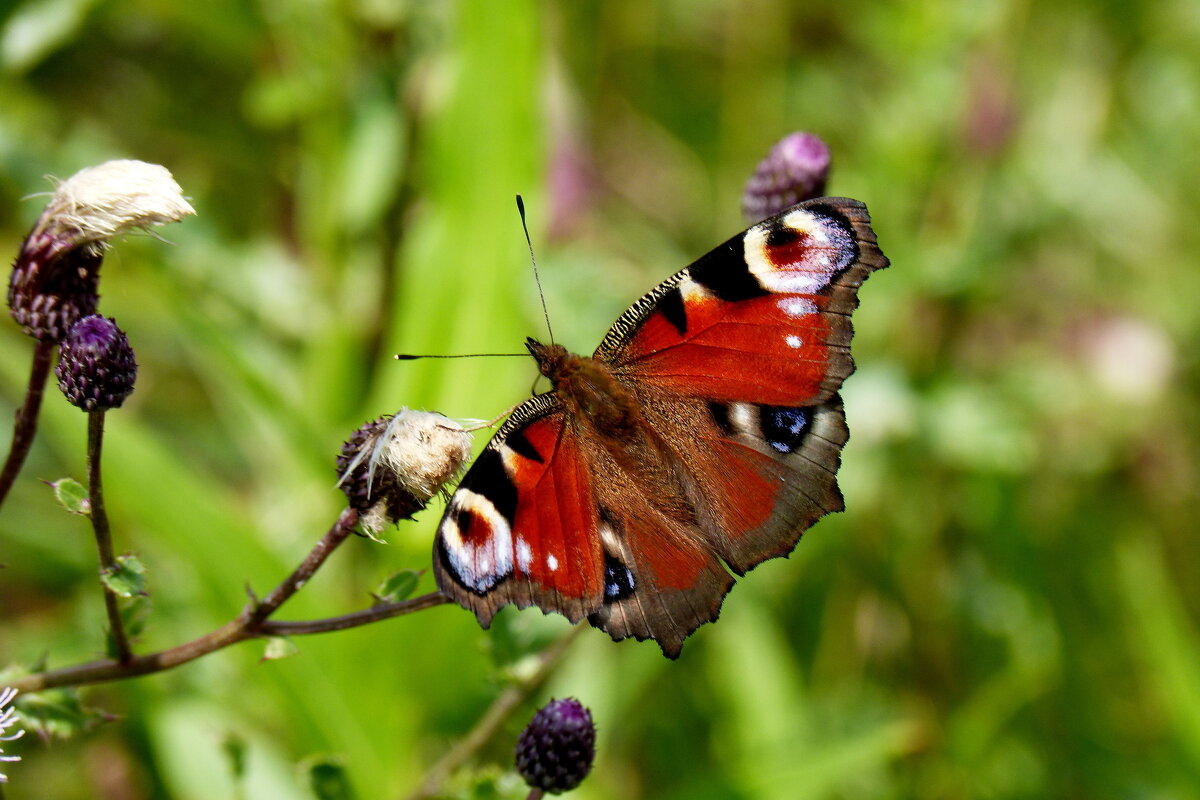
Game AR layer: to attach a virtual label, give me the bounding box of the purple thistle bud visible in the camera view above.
[336,409,472,536]
[7,160,194,341]
[515,698,597,795]
[55,316,138,411]
[741,132,832,221]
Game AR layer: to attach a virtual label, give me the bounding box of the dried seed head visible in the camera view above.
[55,316,138,411]
[741,132,832,221]
[8,160,194,341]
[515,698,597,795]
[336,409,473,535]
[1,686,24,785]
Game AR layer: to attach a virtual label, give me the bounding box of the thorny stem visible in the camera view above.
[405,626,585,800]
[5,508,452,694]
[88,410,133,663]
[0,340,55,510]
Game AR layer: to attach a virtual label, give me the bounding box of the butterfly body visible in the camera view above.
[434,198,888,657]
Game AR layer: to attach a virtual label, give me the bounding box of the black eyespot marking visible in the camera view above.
[760,405,810,454]
[658,286,688,336]
[602,553,636,601]
[766,225,802,249]
[689,241,770,302]
[468,448,518,521]
[506,427,544,464]
[708,401,734,435]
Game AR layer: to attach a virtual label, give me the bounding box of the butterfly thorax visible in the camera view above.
[525,337,642,440]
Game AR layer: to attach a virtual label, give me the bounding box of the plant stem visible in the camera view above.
[0,340,55,510]
[5,509,455,694]
[405,626,584,800]
[87,410,133,663]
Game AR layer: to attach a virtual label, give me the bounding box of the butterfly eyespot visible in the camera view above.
[438,489,514,595]
[761,405,811,454]
[602,554,636,601]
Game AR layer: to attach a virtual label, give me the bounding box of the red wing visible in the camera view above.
[433,394,605,627]
[596,198,887,407]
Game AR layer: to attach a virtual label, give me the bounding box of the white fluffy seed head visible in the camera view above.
[380,409,473,501]
[38,159,195,247]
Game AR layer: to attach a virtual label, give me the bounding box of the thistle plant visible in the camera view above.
[0,160,193,509]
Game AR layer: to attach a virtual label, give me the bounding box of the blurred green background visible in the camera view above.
[1,0,1198,797]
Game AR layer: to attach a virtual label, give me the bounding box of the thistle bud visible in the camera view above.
[336,409,473,535]
[515,698,597,795]
[8,160,194,341]
[55,316,138,411]
[741,132,832,221]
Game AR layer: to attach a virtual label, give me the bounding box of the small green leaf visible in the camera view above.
[222,732,248,780]
[303,755,357,800]
[49,477,90,515]
[101,554,147,598]
[14,688,107,739]
[374,569,421,604]
[262,636,299,661]
[120,595,152,638]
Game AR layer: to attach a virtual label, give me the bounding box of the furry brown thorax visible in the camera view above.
[525,337,643,439]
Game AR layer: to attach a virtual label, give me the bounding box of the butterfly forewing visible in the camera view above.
[599,197,885,407]
[433,395,606,627]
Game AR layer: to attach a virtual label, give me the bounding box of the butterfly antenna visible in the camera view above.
[517,194,555,345]
[394,352,526,360]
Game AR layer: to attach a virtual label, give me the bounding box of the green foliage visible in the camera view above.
[49,477,89,515]
[1,0,1198,798]
[262,636,300,662]
[374,568,421,604]
[99,553,146,598]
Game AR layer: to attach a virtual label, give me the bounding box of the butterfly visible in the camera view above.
[433,197,887,658]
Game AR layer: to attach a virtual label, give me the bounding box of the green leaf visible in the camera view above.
[221,732,248,781]
[303,755,357,800]
[373,569,421,604]
[49,477,90,515]
[120,594,152,639]
[101,554,147,598]
[262,636,299,661]
[14,688,107,739]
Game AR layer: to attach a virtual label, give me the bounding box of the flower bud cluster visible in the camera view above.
[515,698,597,795]
[55,316,138,411]
[741,132,831,221]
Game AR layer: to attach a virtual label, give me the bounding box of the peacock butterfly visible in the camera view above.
[433,197,888,657]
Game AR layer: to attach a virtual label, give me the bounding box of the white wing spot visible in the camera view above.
[515,536,532,572]
[778,296,818,317]
[547,554,559,572]
[786,334,803,349]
